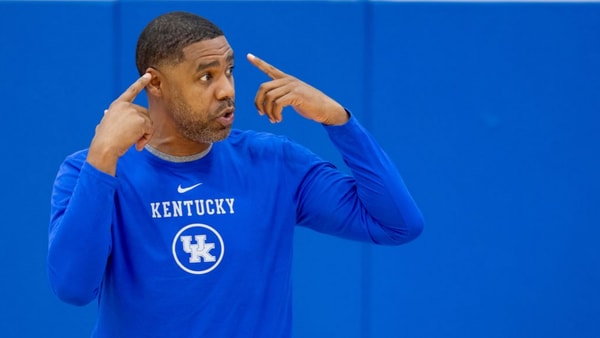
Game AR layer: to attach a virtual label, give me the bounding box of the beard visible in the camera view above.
[169,96,234,144]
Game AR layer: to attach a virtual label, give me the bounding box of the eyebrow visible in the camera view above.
[196,53,234,73]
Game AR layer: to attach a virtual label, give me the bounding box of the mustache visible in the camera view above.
[216,98,235,114]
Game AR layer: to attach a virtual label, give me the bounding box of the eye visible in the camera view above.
[199,73,212,82]
[226,65,235,77]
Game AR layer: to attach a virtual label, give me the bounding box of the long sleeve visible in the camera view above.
[47,151,117,305]
[295,114,424,245]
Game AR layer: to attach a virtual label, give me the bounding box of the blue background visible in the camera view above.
[0,1,598,337]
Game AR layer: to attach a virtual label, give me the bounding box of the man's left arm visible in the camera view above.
[247,53,424,244]
[295,113,424,245]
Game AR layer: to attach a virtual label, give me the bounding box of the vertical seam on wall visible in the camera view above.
[361,1,374,338]
[112,0,122,98]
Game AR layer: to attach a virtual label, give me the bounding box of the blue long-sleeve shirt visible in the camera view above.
[47,114,423,337]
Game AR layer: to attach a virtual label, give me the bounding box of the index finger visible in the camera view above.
[116,73,152,103]
[247,53,286,80]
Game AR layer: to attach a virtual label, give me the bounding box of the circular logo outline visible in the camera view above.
[172,223,225,275]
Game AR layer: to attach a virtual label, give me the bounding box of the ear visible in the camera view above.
[145,67,163,97]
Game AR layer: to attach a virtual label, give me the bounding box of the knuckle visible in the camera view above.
[136,114,146,124]
[111,101,125,109]
[264,91,275,102]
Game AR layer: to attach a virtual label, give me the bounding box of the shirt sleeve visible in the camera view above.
[294,113,424,245]
[47,151,117,305]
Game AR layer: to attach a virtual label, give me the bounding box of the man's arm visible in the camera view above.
[247,53,423,243]
[47,153,117,305]
[47,74,153,305]
[296,114,424,244]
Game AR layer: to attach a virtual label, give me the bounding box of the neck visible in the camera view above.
[147,104,212,156]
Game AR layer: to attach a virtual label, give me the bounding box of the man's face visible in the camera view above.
[161,36,235,143]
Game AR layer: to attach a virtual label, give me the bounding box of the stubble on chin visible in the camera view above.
[170,103,232,144]
[177,120,231,144]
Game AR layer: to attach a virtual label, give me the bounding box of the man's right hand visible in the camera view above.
[87,73,153,176]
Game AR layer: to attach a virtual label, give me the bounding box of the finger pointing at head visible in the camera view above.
[116,73,152,103]
[247,53,286,80]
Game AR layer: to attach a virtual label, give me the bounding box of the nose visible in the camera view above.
[216,74,234,101]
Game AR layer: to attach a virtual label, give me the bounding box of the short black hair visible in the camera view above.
[135,11,224,75]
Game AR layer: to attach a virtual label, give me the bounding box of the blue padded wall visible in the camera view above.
[0,2,116,336]
[368,3,600,338]
[0,1,598,337]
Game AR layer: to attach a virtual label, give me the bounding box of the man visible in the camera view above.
[47,11,424,337]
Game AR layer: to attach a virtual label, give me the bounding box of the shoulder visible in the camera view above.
[226,129,317,159]
[225,129,289,155]
[227,129,289,147]
[223,129,323,169]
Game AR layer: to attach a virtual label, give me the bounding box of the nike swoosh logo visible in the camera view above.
[177,183,203,194]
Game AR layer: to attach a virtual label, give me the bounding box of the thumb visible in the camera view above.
[135,129,154,151]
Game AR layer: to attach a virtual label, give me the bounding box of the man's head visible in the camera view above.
[137,12,235,147]
[136,11,224,76]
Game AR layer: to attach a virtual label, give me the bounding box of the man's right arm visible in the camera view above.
[47,74,153,305]
[47,152,117,306]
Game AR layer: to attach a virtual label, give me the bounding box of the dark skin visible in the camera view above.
[87,36,349,176]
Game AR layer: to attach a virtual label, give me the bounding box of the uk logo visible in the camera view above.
[172,223,224,275]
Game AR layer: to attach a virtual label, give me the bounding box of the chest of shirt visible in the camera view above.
[110,160,296,278]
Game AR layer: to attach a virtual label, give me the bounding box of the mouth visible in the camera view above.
[216,107,235,127]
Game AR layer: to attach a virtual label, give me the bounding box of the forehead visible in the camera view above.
[181,36,233,66]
